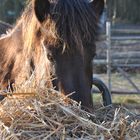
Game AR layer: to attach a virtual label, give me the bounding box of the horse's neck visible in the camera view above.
[0,23,29,87]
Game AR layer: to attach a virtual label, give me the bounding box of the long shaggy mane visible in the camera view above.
[44,0,98,51]
[11,0,98,53]
[0,0,98,88]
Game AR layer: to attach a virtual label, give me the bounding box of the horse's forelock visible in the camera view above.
[48,0,98,51]
[14,0,98,53]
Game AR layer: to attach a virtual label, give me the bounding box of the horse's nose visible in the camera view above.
[58,72,93,109]
[58,74,75,95]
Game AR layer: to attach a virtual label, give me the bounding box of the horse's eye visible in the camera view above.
[47,53,54,62]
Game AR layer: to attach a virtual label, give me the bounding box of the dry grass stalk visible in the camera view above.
[0,86,140,140]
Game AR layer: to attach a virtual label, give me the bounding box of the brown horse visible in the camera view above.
[0,0,104,110]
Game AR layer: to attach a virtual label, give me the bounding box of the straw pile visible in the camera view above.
[0,88,140,140]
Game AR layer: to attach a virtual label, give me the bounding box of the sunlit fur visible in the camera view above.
[0,0,99,95]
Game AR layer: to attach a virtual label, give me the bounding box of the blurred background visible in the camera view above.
[0,0,140,24]
[0,0,25,24]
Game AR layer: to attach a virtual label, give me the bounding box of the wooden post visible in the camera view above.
[106,21,112,92]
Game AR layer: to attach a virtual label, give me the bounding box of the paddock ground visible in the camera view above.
[92,73,140,113]
[94,72,140,92]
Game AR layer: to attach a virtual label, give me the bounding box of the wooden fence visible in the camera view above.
[94,21,140,94]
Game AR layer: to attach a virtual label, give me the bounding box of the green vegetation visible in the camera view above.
[96,73,140,92]
[93,94,140,105]
[92,73,140,110]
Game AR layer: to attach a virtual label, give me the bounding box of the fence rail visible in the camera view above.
[111,36,140,40]
[111,29,140,34]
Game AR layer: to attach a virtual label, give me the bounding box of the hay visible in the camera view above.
[0,88,140,140]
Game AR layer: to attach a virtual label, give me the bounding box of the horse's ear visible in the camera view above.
[90,0,104,17]
[33,0,50,23]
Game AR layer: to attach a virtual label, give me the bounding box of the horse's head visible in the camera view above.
[33,0,104,109]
